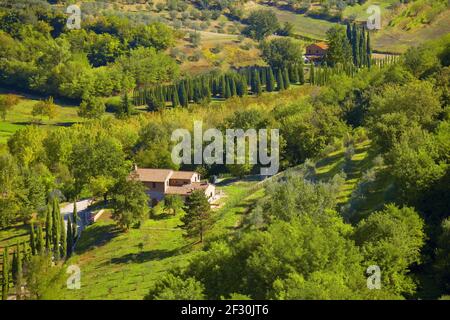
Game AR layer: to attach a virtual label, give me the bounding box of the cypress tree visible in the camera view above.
[252,70,262,95]
[2,246,9,300]
[12,242,22,298]
[359,29,366,67]
[276,68,284,91]
[30,222,36,256]
[193,81,202,103]
[229,77,237,97]
[188,79,195,100]
[72,202,78,229]
[121,91,132,117]
[67,218,73,257]
[22,242,28,265]
[236,77,244,97]
[288,65,297,84]
[201,82,212,102]
[298,65,305,84]
[250,70,257,93]
[36,224,44,255]
[224,78,231,99]
[346,22,352,43]
[366,31,372,69]
[266,68,275,92]
[52,198,60,260]
[11,249,17,285]
[246,68,252,86]
[60,217,66,259]
[45,205,52,253]
[310,64,315,85]
[178,83,188,107]
[352,23,360,67]
[283,67,290,89]
[259,68,266,86]
[220,76,227,98]
[171,87,180,107]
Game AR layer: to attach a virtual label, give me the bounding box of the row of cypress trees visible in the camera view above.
[1,242,28,300]
[1,200,79,300]
[310,54,399,87]
[346,23,372,68]
[133,64,305,109]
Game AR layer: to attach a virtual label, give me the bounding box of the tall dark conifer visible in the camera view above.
[178,83,188,107]
[30,222,36,256]
[67,218,73,257]
[276,68,284,91]
[266,68,275,92]
[45,205,52,252]
[299,65,305,84]
[283,67,290,89]
[2,246,9,300]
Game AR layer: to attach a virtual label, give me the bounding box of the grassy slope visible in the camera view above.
[314,139,394,221]
[246,1,449,53]
[62,179,264,300]
[373,10,450,53]
[0,93,83,144]
[244,2,337,40]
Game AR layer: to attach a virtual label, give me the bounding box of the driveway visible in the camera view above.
[61,199,93,246]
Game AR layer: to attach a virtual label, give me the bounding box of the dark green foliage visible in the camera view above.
[276,68,285,91]
[181,190,211,242]
[12,242,22,293]
[111,178,149,230]
[178,83,188,107]
[266,68,276,92]
[283,67,290,89]
[60,216,66,260]
[2,246,9,300]
[146,274,205,300]
[298,66,305,84]
[325,25,352,67]
[36,224,44,255]
[45,206,52,253]
[66,218,73,257]
[30,222,36,256]
[260,38,304,70]
[251,69,262,95]
[243,10,279,40]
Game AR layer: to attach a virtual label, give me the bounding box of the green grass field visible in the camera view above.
[62,178,264,300]
[0,93,83,144]
[245,3,337,40]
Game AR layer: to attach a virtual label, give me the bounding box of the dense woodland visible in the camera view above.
[0,0,449,300]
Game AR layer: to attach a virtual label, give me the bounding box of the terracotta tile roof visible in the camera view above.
[133,168,173,182]
[166,182,210,196]
[171,171,196,180]
[315,42,329,50]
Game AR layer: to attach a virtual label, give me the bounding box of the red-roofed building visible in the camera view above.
[130,167,216,205]
[305,42,329,62]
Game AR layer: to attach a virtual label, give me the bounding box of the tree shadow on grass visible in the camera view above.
[105,239,199,266]
[0,223,29,243]
[75,223,120,255]
[109,249,178,265]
